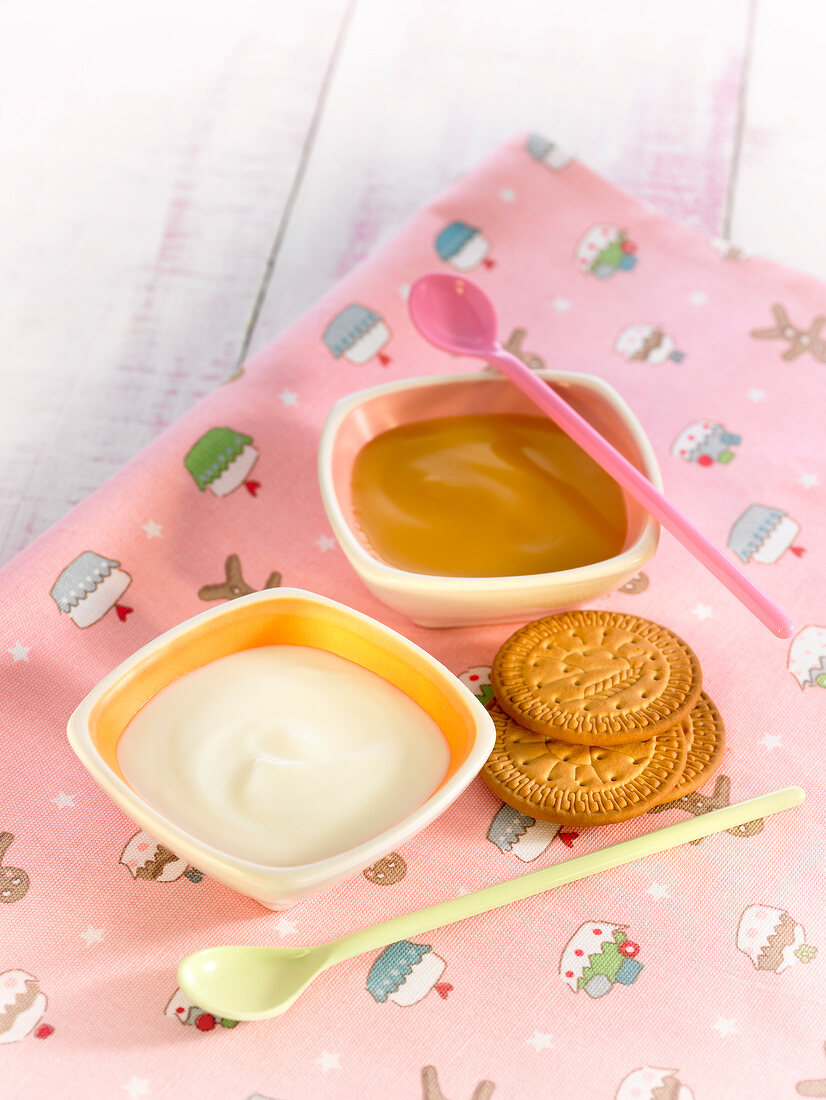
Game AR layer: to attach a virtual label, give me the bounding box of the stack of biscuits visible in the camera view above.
[481,609,725,827]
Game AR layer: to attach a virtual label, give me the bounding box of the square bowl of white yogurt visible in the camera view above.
[67,588,495,909]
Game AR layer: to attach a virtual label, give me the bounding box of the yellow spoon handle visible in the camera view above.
[331,787,804,964]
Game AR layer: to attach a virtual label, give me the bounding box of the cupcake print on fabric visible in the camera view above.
[367,941,451,1006]
[789,626,826,689]
[560,922,642,998]
[576,224,637,278]
[525,133,572,172]
[165,988,238,1031]
[185,428,260,497]
[323,304,391,366]
[458,666,494,708]
[435,221,494,271]
[50,551,132,627]
[615,324,684,364]
[0,833,29,904]
[120,830,202,884]
[615,1067,694,1100]
[728,504,804,564]
[0,971,49,1044]
[487,803,560,863]
[672,420,740,466]
[737,905,817,974]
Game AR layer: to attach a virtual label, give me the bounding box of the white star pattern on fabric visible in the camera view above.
[398,284,410,300]
[748,388,766,402]
[761,733,782,751]
[525,1031,554,1051]
[53,791,75,809]
[499,187,516,202]
[712,1016,738,1038]
[122,1078,151,1098]
[689,290,709,305]
[693,604,713,620]
[7,641,30,662]
[316,1051,340,1073]
[82,926,105,946]
[552,298,571,312]
[800,473,818,488]
[275,917,296,937]
[647,882,670,901]
[280,390,298,406]
[315,535,336,552]
[141,520,163,539]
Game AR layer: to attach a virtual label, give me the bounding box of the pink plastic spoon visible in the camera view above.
[408,272,794,640]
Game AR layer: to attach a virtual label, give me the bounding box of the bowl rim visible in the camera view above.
[66,587,495,889]
[318,369,662,593]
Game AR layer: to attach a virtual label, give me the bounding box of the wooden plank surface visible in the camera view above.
[2,0,824,568]
[250,0,751,353]
[729,0,826,276]
[0,0,349,564]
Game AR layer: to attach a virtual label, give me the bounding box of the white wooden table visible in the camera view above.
[2,0,824,567]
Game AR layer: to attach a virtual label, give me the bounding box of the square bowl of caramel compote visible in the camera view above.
[319,371,661,627]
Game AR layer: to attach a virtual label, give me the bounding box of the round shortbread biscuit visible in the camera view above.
[481,700,689,826]
[491,610,702,746]
[656,690,725,804]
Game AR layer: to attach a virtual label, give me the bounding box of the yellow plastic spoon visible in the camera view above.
[178,785,803,1021]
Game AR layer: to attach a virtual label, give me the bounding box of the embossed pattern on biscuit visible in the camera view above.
[491,610,701,746]
[659,691,725,802]
[481,702,688,825]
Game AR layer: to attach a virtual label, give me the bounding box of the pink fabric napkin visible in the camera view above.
[3,133,825,1100]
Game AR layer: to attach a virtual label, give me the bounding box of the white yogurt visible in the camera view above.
[117,645,450,866]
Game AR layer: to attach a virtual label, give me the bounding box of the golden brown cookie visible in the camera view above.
[491,610,702,747]
[481,700,689,826]
[656,691,725,804]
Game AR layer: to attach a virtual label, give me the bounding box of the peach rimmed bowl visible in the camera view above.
[67,588,495,909]
[318,370,662,627]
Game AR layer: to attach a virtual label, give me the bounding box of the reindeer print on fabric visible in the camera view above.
[797,1042,826,1096]
[363,853,407,885]
[650,775,765,843]
[421,1066,495,1100]
[198,554,282,602]
[751,304,826,362]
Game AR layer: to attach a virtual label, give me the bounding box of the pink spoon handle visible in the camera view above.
[487,346,794,639]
